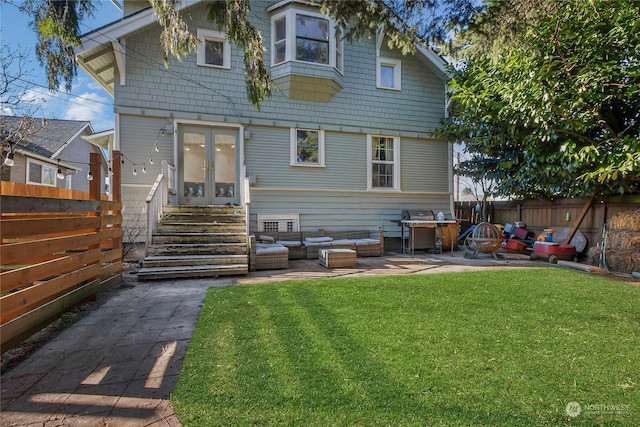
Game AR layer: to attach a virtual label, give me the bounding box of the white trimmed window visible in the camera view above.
[257,213,300,232]
[368,135,400,190]
[27,159,57,186]
[271,9,342,70]
[197,29,231,69]
[290,128,325,167]
[377,57,401,90]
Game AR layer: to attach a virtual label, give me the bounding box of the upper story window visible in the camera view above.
[197,29,231,69]
[296,14,328,64]
[377,57,401,90]
[271,8,342,72]
[368,135,400,190]
[290,128,325,167]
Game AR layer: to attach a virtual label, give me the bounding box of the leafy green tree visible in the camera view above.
[440,0,640,198]
[21,0,95,92]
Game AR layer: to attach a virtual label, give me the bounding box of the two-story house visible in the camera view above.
[76,0,453,276]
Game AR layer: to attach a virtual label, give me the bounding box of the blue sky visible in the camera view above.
[1,1,123,132]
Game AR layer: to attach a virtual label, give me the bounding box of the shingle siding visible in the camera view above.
[111,1,451,239]
[115,3,446,133]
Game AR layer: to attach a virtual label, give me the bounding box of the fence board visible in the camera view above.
[101,214,123,226]
[101,247,123,264]
[1,233,101,265]
[1,263,100,324]
[0,249,101,293]
[100,262,122,280]
[1,195,101,214]
[1,217,101,240]
[0,278,101,349]
[0,181,89,200]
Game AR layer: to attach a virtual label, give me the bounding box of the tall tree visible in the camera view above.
[21,0,95,92]
[439,0,640,198]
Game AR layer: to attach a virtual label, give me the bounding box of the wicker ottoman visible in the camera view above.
[319,249,357,268]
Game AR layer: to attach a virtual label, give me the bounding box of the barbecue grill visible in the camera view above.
[400,210,436,252]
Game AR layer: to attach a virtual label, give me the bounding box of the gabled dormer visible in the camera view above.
[267,0,344,102]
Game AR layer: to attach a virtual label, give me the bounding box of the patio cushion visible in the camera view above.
[278,240,303,247]
[304,236,333,243]
[256,245,288,255]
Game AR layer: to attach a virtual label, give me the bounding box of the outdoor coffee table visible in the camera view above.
[319,248,357,268]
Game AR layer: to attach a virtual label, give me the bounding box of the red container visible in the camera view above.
[532,243,577,263]
[502,239,528,253]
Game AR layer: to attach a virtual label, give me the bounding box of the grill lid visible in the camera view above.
[402,210,435,221]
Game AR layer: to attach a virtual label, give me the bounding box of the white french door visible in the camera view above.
[178,125,238,205]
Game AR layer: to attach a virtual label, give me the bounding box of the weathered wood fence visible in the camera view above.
[455,194,640,249]
[1,152,122,352]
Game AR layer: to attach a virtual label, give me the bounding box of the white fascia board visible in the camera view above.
[416,45,449,78]
[78,1,196,52]
[51,122,92,159]
[16,149,79,171]
[112,39,126,86]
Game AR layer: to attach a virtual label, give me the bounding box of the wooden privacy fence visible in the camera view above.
[0,152,122,352]
[455,194,640,249]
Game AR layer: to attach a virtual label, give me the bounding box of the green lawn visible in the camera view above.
[172,268,640,426]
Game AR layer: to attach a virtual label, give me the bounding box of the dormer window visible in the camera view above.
[270,8,342,72]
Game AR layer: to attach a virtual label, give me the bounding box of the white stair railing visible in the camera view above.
[145,161,176,255]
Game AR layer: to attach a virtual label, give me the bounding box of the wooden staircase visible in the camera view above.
[138,205,249,280]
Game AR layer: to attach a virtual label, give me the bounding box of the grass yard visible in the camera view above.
[172,268,640,426]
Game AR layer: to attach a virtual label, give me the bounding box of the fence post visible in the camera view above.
[88,153,102,301]
[112,150,121,203]
[89,152,101,201]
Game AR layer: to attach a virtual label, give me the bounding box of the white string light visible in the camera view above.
[3,151,14,167]
[2,126,167,183]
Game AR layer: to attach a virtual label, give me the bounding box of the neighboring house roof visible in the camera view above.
[76,0,448,96]
[1,116,93,160]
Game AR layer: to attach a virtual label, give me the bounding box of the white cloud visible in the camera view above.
[19,88,55,109]
[61,91,113,132]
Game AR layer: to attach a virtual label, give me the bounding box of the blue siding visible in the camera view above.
[115,2,446,134]
[111,1,452,235]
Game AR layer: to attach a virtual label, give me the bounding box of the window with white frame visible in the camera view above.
[197,29,231,69]
[257,213,300,232]
[27,159,57,186]
[368,135,400,190]
[377,57,401,90]
[271,9,342,70]
[291,128,325,166]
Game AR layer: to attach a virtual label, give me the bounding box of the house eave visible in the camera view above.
[51,122,93,159]
[416,45,449,80]
[82,129,115,150]
[76,1,198,97]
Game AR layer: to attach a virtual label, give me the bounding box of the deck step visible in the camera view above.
[161,213,246,223]
[143,254,247,268]
[142,204,249,279]
[156,222,245,233]
[137,263,249,281]
[151,233,247,244]
[146,243,247,256]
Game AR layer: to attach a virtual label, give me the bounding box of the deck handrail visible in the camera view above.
[145,161,175,254]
